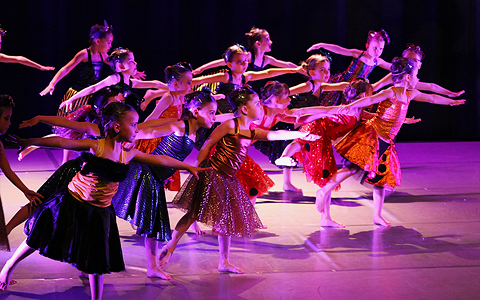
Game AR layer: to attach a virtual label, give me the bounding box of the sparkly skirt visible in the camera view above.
[172,161,264,237]
[294,115,357,187]
[335,120,401,187]
[236,155,275,199]
[25,187,125,274]
[55,88,92,137]
[113,163,172,241]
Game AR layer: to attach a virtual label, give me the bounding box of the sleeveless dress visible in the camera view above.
[173,119,264,237]
[113,120,195,241]
[56,49,107,122]
[335,89,411,187]
[215,70,246,113]
[24,139,128,274]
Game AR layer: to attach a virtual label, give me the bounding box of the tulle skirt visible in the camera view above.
[236,155,275,199]
[25,187,125,274]
[172,161,264,238]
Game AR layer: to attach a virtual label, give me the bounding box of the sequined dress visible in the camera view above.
[25,139,128,274]
[335,88,411,187]
[113,120,195,241]
[172,119,264,237]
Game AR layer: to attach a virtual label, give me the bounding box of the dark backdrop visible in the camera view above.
[0,0,478,141]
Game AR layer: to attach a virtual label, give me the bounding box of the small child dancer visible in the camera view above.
[192,27,298,75]
[112,89,217,280]
[0,102,207,299]
[0,26,54,71]
[158,87,333,274]
[0,95,43,251]
[316,57,465,227]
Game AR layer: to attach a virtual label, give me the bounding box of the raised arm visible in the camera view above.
[192,59,227,75]
[410,89,466,105]
[414,82,465,97]
[306,43,362,57]
[144,93,174,121]
[246,66,301,82]
[0,53,54,71]
[265,55,299,68]
[19,115,101,136]
[372,73,393,92]
[40,49,87,96]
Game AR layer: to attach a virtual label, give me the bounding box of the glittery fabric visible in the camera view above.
[236,154,275,199]
[172,119,264,237]
[294,114,358,187]
[136,104,183,191]
[113,120,195,241]
[320,52,378,106]
[335,90,410,187]
[54,105,93,139]
[56,88,92,121]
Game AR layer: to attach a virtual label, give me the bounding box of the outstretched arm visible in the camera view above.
[376,58,392,71]
[414,82,465,97]
[192,59,226,75]
[372,73,393,92]
[266,55,299,68]
[0,53,54,71]
[246,66,301,82]
[410,89,466,105]
[136,120,182,139]
[192,72,228,86]
[131,79,168,89]
[144,93,174,121]
[254,128,318,141]
[346,88,393,109]
[196,120,232,165]
[19,115,101,136]
[8,135,97,152]
[306,43,362,58]
[40,49,86,96]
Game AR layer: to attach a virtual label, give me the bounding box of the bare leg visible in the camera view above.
[373,186,391,226]
[145,237,171,279]
[0,240,36,291]
[189,221,206,235]
[6,205,33,235]
[218,235,243,274]
[282,141,301,157]
[283,167,302,192]
[88,274,104,300]
[319,192,345,228]
[316,167,361,213]
[158,213,196,268]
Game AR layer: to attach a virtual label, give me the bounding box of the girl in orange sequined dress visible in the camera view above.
[316,57,465,227]
[158,87,326,275]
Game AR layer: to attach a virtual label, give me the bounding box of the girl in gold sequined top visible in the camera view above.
[316,57,465,228]
[158,86,329,275]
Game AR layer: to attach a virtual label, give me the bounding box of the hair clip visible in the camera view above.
[0,25,6,36]
[176,61,193,71]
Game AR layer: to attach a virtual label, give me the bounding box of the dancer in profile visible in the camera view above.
[316,57,465,227]
[0,102,207,299]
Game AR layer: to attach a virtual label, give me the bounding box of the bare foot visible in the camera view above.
[315,189,327,213]
[158,246,173,268]
[320,216,345,228]
[147,267,171,280]
[0,264,14,291]
[218,261,244,274]
[283,182,302,193]
[373,216,391,227]
[190,221,205,235]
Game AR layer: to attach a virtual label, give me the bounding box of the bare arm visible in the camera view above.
[131,79,168,89]
[40,49,87,96]
[246,66,301,82]
[346,88,393,109]
[0,53,54,71]
[289,81,314,95]
[10,135,97,152]
[306,43,362,57]
[376,58,392,71]
[19,115,101,136]
[372,73,393,92]
[414,82,465,97]
[196,120,232,165]
[410,89,466,105]
[192,59,226,75]
[265,55,299,68]
[144,93,174,121]
[192,72,228,86]
[136,120,182,139]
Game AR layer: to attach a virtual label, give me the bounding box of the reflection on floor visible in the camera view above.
[0,142,479,300]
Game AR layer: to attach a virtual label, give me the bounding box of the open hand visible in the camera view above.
[24,190,43,206]
[133,70,146,80]
[307,43,323,52]
[40,84,55,96]
[39,66,55,71]
[450,99,466,106]
[448,90,465,98]
[188,166,211,179]
[19,117,39,129]
[404,116,422,124]
[5,134,29,154]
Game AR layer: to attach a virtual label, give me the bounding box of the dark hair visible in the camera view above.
[89,20,113,43]
[223,44,248,63]
[107,47,131,72]
[343,77,372,102]
[367,29,390,45]
[390,57,415,83]
[0,25,6,36]
[0,94,14,116]
[227,86,256,112]
[164,62,192,84]
[181,87,216,120]
[402,43,425,61]
[260,81,289,106]
[99,102,136,132]
[301,54,330,74]
[90,87,123,112]
[245,27,267,53]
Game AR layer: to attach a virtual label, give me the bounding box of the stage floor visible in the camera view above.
[0,141,479,300]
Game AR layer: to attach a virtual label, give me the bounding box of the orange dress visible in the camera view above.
[335,89,411,187]
[136,104,182,190]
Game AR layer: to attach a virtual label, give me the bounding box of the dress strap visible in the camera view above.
[227,70,233,84]
[358,51,365,59]
[241,74,246,85]
[233,118,240,134]
[87,48,92,65]
[183,119,190,136]
[95,139,105,157]
[260,56,265,68]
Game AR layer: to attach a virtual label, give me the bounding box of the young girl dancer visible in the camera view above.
[0,26,54,71]
[158,87,333,275]
[0,95,43,251]
[112,89,217,280]
[192,27,298,75]
[316,57,465,227]
[0,102,207,299]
